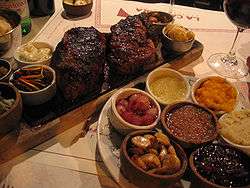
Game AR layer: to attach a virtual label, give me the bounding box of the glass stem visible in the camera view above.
[228,27,244,57]
[169,0,175,14]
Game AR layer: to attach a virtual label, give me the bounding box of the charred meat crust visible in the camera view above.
[108,16,157,74]
[51,27,106,101]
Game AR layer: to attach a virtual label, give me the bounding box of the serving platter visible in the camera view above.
[97,74,195,188]
[97,98,191,188]
[21,41,203,127]
[0,38,203,164]
[97,72,249,188]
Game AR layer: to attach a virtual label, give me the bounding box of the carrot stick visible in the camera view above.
[17,78,40,91]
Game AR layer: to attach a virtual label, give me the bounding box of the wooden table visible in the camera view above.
[0,1,249,188]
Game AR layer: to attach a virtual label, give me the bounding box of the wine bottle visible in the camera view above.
[28,0,55,16]
[0,0,32,35]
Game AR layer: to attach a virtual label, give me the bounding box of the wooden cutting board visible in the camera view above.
[0,42,202,165]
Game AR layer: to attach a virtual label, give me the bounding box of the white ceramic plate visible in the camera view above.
[96,74,248,188]
[97,98,191,188]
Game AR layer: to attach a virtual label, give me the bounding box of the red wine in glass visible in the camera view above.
[207,0,250,79]
[224,0,250,29]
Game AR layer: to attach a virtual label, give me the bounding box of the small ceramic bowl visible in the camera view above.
[14,42,53,67]
[120,130,188,188]
[146,68,190,106]
[189,144,250,188]
[0,82,22,135]
[161,101,218,148]
[191,76,239,114]
[139,11,173,46]
[218,111,250,156]
[63,1,93,16]
[162,25,195,53]
[109,88,161,135]
[0,59,11,82]
[9,64,56,106]
[143,11,174,34]
[221,136,250,156]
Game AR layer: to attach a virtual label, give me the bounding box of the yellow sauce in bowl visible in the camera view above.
[149,76,187,104]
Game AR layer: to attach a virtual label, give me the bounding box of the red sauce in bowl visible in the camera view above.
[165,104,216,143]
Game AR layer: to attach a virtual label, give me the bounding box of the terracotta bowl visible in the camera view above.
[0,82,22,135]
[0,59,11,82]
[120,130,188,188]
[63,2,93,16]
[161,101,218,148]
[189,144,250,188]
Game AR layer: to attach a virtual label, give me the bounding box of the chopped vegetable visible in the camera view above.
[10,66,53,92]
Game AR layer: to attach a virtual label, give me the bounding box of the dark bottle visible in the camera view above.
[28,0,55,17]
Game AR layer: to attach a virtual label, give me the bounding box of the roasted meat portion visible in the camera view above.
[51,27,106,100]
[108,16,157,75]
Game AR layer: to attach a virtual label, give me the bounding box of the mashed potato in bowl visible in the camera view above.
[16,42,52,62]
[219,109,250,146]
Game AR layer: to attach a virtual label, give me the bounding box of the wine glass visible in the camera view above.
[169,0,175,14]
[207,0,250,79]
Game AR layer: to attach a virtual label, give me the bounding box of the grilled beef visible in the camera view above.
[108,16,157,75]
[51,27,106,101]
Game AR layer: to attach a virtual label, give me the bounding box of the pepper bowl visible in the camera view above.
[161,101,218,148]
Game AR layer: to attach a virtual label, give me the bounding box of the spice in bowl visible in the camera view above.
[163,102,217,145]
[192,144,250,187]
[116,93,158,126]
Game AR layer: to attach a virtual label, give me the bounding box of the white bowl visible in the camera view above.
[191,76,239,114]
[110,88,161,135]
[221,135,250,156]
[146,68,190,106]
[9,64,56,106]
[14,42,53,67]
[219,111,250,156]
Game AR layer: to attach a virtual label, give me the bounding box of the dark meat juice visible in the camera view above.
[224,0,250,29]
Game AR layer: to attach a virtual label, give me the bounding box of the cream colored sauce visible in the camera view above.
[150,76,187,104]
